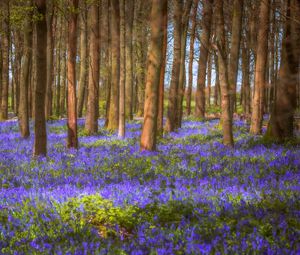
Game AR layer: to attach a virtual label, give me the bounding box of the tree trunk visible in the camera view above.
[214,52,220,106]
[55,14,63,117]
[241,36,251,115]
[118,0,126,138]
[157,1,168,134]
[45,1,54,119]
[186,0,199,116]
[177,0,193,127]
[206,53,212,107]
[33,0,47,157]
[165,0,182,132]
[0,0,10,121]
[19,4,33,139]
[140,0,166,151]
[215,0,234,147]
[194,0,213,118]
[250,0,270,135]
[125,0,134,120]
[107,0,120,131]
[265,0,300,141]
[228,0,243,114]
[77,3,88,118]
[67,0,79,149]
[85,1,100,135]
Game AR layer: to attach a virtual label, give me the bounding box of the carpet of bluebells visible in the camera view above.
[0,118,299,254]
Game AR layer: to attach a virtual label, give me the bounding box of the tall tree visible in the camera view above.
[215,0,234,147]
[85,1,100,135]
[45,1,54,119]
[107,0,120,131]
[140,0,167,151]
[194,0,213,118]
[67,0,79,149]
[165,0,182,132]
[186,0,199,116]
[33,0,47,156]
[157,0,168,134]
[125,0,134,120]
[118,0,126,138]
[0,0,10,121]
[250,0,270,135]
[77,2,88,118]
[19,1,33,138]
[177,0,193,127]
[228,0,243,114]
[265,0,300,141]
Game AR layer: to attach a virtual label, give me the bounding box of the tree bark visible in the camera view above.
[165,0,182,132]
[19,3,33,139]
[215,0,234,147]
[107,0,120,131]
[118,0,126,138]
[265,0,300,141]
[125,0,134,120]
[77,3,88,118]
[140,0,166,151]
[33,0,47,157]
[157,1,168,134]
[55,14,63,117]
[228,0,243,114]
[177,0,193,127]
[241,36,251,115]
[194,0,213,118]
[45,1,54,119]
[206,53,212,106]
[186,0,199,116]
[67,0,79,149]
[85,1,100,135]
[0,0,10,121]
[250,0,270,135]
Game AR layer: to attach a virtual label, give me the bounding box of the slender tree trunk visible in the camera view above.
[250,0,270,135]
[30,28,37,119]
[165,0,182,132]
[45,1,54,119]
[125,0,134,120]
[85,1,100,134]
[265,0,300,141]
[228,0,243,114]
[214,52,220,106]
[157,1,168,134]
[67,0,79,149]
[118,0,126,138]
[140,0,167,151]
[241,36,251,115]
[135,0,148,117]
[59,18,67,118]
[195,0,213,118]
[77,4,88,118]
[19,4,33,138]
[33,0,47,157]
[206,53,212,107]
[0,0,10,121]
[177,0,193,127]
[186,0,199,116]
[55,14,63,117]
[107,0,120,131]
[215,0,234,147]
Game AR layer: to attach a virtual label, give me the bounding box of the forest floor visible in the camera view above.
[0,118,299,254]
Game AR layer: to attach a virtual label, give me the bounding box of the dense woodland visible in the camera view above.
[0,0,300,253]
[0,0,299,155]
